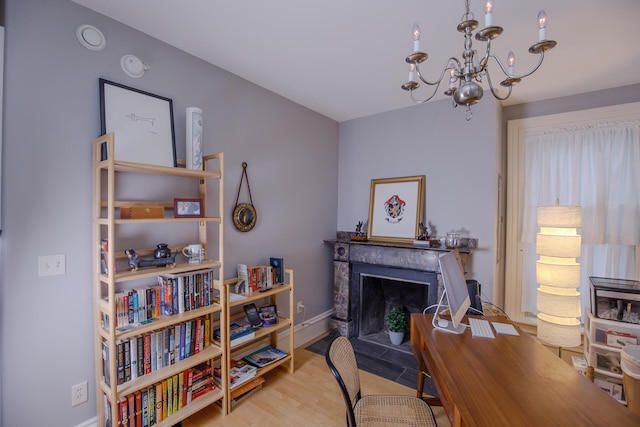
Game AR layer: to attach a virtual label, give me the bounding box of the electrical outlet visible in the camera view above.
[297,301,304,314]
[71,381,88,407]
[38,254,66,277]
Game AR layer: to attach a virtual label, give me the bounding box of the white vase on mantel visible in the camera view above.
[389,331,404,345]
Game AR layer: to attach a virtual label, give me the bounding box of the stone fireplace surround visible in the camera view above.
[326,232,476,340]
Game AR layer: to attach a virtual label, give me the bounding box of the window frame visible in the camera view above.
[504,102,640,324]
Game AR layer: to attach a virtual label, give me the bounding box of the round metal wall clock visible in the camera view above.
[232,162,257,232]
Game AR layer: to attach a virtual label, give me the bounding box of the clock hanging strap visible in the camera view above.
[234,162,254,207]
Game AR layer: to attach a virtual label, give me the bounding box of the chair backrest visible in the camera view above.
[326,336,361,427]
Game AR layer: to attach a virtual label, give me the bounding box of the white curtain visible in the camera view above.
[520,120,640,315]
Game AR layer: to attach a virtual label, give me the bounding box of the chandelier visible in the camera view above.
[401,0,557,120]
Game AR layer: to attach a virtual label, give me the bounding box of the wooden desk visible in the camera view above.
[411,314,640,427]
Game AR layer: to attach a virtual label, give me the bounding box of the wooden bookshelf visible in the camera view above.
[218,269,295,412]
[92,132,227,426]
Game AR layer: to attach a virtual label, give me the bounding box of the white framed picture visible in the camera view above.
[367,175,425,243]
[99,79,176,167]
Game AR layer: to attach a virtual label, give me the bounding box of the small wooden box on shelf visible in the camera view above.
[92,132,227,427]
[217,269,295,412]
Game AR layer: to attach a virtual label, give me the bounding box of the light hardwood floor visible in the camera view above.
[183,338,450,426]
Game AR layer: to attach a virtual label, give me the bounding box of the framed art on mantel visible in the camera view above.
[99,78,177,167]
[367,175,425,243]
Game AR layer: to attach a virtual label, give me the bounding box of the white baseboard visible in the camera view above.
[294,308,334,349]
[274,308,334,353]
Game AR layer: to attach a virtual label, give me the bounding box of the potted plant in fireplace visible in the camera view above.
[385,307,407,345]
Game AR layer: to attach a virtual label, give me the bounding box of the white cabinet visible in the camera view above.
[584,311,640,405]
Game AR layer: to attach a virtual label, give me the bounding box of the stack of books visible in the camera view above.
[213,322,255,346]
[243,345,288,368]
[214,359,257,390]
[229,359,257,390]
[189,362,215,401]
[230,376,265,408]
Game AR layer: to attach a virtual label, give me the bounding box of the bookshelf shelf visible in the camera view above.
[154,388,224,427]
[113,345,224,397]
[92,132,227,426]
[101,305,222,342]
[221,269,295,412]
[225,314,292,350]
[98,260,222,283]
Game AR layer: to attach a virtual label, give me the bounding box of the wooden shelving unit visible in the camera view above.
[92,132,226,426]
[219,269,295,412]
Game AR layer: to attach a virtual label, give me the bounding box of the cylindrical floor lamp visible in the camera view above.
[536,206,582,348]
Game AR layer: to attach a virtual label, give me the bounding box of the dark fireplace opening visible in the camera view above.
[348,263,439,351]
[355,270,437,352]
[359,275,431,336]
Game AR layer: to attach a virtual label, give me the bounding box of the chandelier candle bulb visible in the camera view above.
[409,63,415,82]
[449,68,456,89]
[538,10,547,41]
[508,51,515,75]
[412,23,421,52]
[484,0,494,27]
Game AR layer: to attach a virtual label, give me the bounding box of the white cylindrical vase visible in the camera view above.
[186,107,203,170]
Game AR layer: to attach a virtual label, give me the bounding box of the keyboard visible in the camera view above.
[468,318,495,339]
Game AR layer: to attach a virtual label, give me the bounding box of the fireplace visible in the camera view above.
[352,264,438,341]
[327,233,477,341]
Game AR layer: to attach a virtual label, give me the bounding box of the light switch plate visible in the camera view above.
[38,254,66,277]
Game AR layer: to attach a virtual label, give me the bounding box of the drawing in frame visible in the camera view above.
[367,175,425,243]
[174,198,203,218]
[99,78,177,167]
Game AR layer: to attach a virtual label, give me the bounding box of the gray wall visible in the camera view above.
[0,0,337,425]
[338,97,503,301]
[1,1,639,426]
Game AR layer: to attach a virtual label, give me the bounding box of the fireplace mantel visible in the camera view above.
[325,232,477,337]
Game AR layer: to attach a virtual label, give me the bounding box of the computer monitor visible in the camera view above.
[433,250,471,334]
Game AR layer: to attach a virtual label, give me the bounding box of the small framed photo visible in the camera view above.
[99,78,177,167]
[174,198,203,218]
[259,304,278,327]
[367,175,425,243]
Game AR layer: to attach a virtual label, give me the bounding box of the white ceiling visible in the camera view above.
[72,0,640,122]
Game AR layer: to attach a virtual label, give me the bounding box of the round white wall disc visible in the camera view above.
[76,25,106,51]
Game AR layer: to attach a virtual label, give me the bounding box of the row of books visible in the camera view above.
[236,257,283,293]
[157,269,214,316]
[103,316,210,387]
[103,362,215,427]
[104,269,214,331]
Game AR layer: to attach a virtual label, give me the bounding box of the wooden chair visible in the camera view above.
[325,336,438,427]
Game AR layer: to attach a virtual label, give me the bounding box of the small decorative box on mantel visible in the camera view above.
[120,206,164,219]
